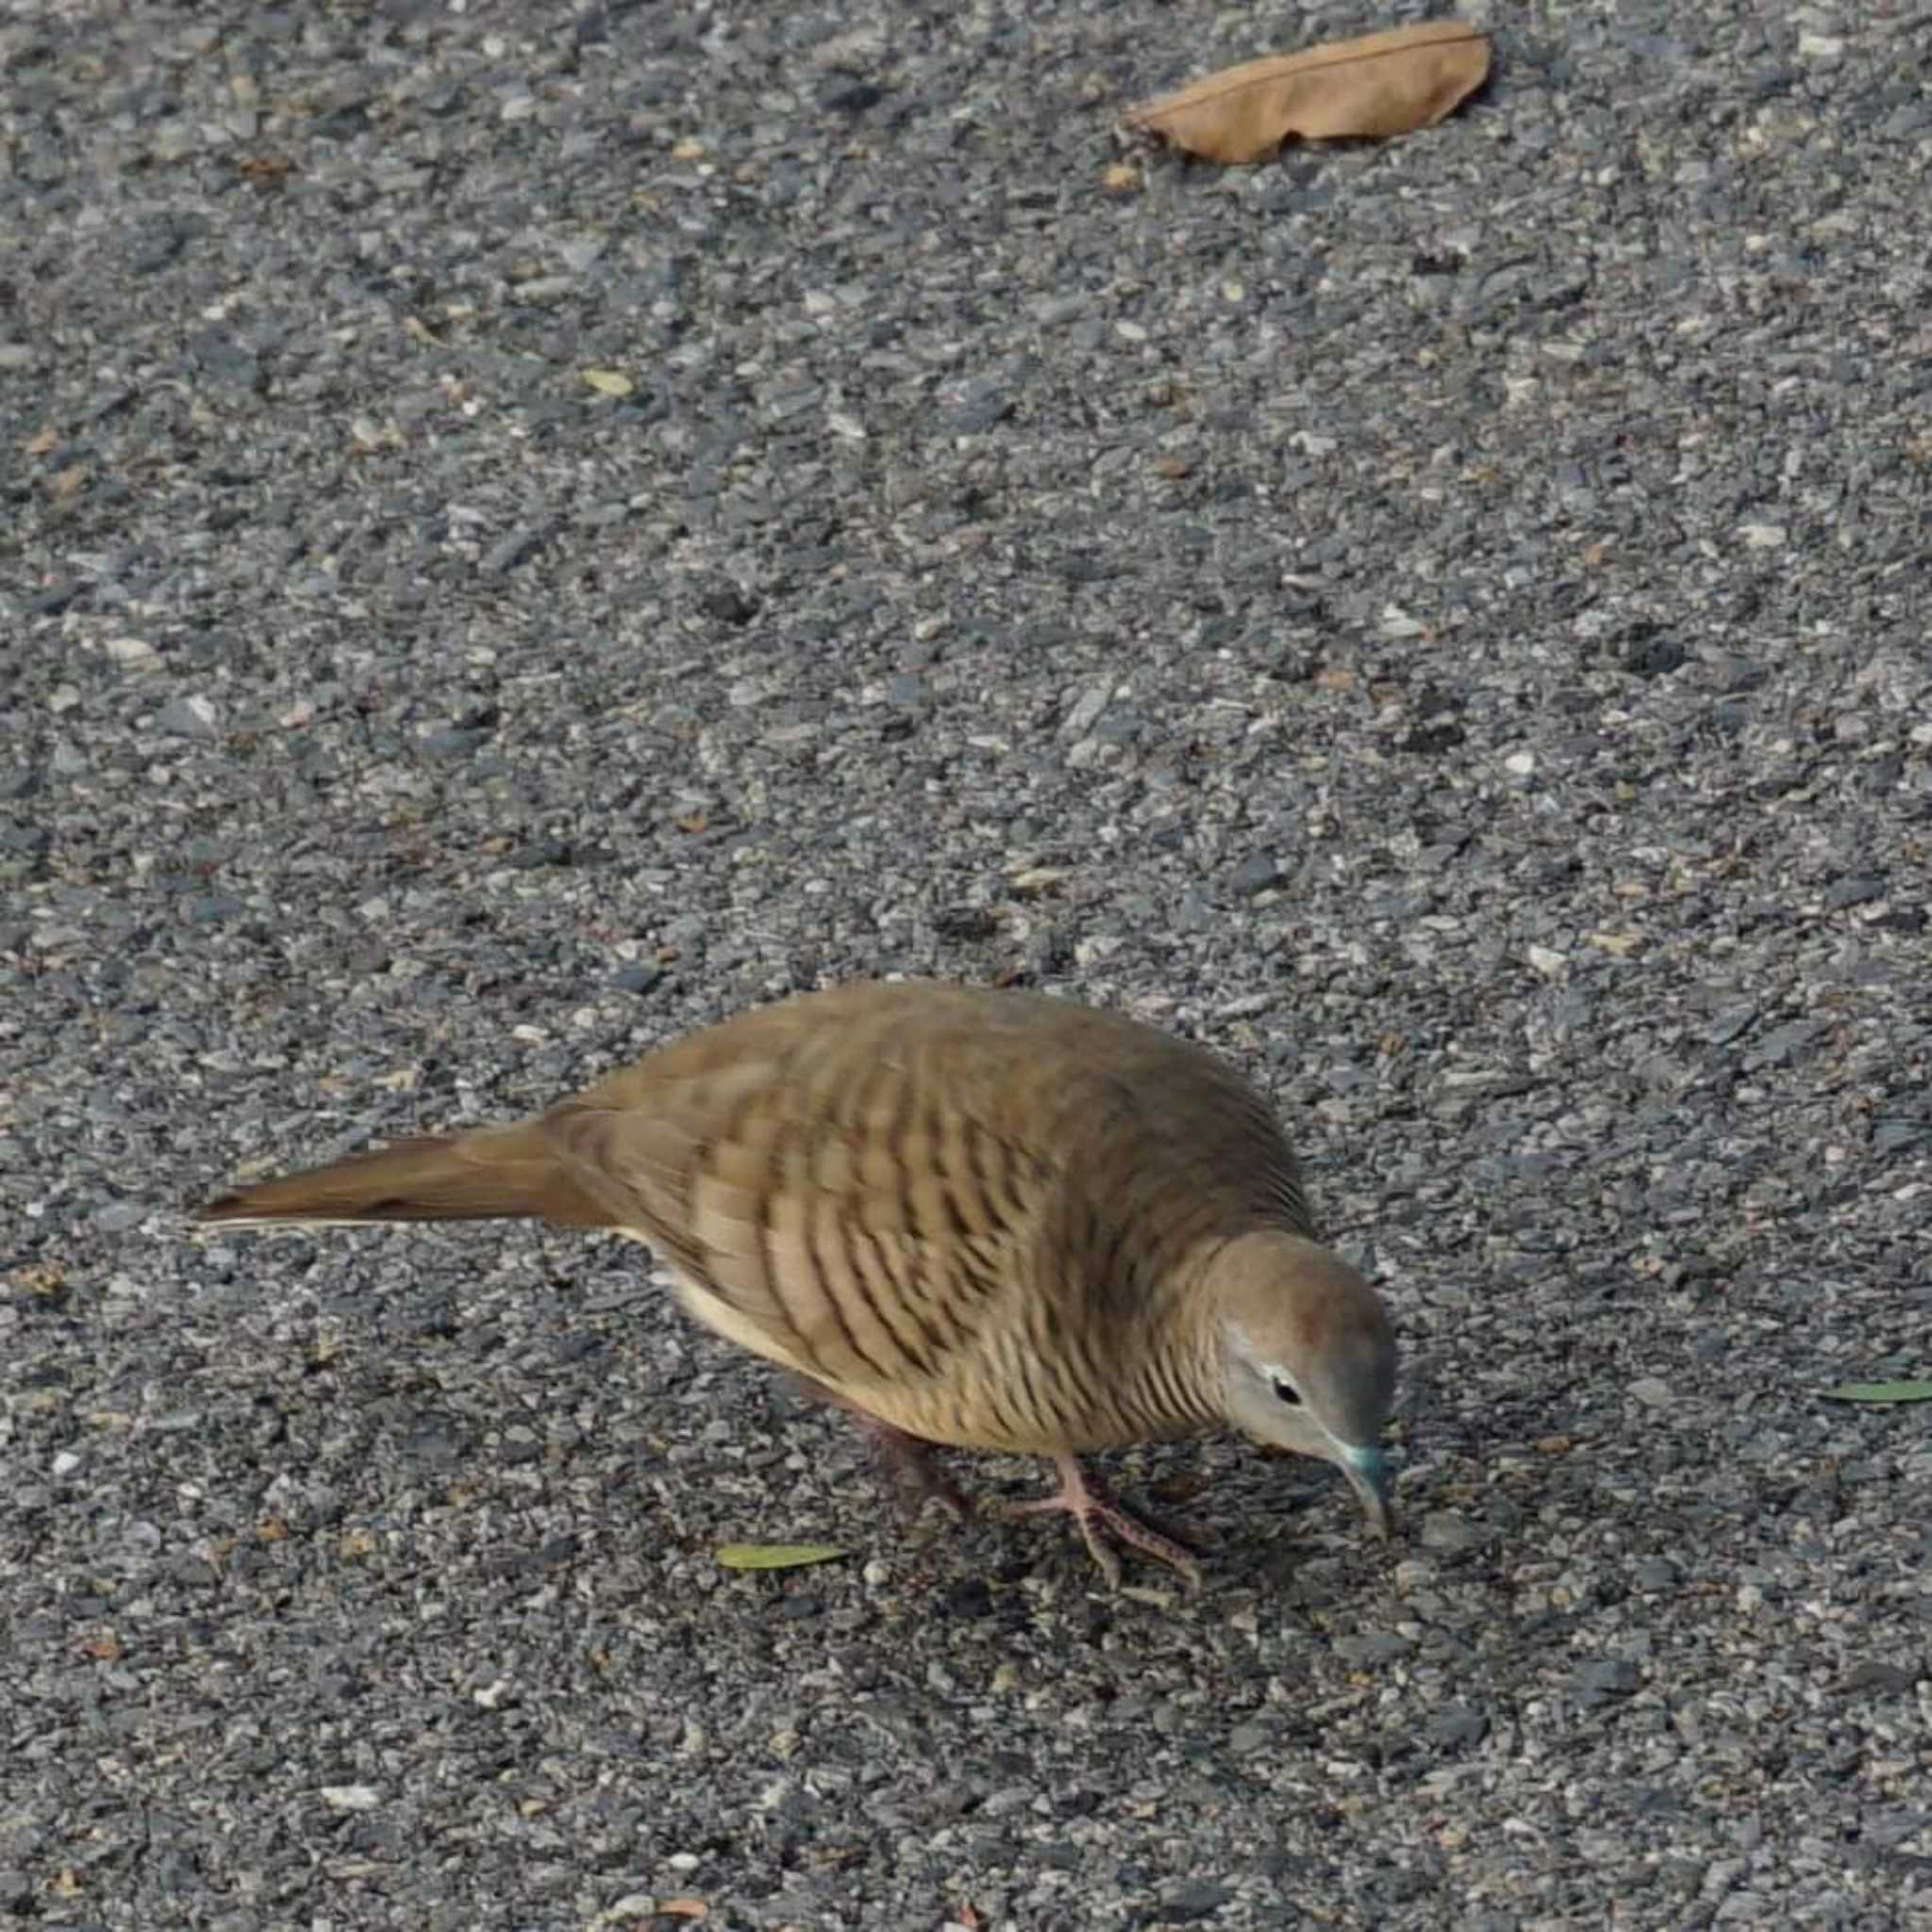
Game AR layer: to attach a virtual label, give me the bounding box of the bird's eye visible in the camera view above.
[1271,1374,1303,1407]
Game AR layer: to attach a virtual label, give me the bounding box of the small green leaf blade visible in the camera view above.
[715,1541,849,1571]
[1820,1379,1932,1405]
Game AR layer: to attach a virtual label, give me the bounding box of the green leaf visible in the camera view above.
[714,1541,848,1571]
[1820,1380,1932,1405]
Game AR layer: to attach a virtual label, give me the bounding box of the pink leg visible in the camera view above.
[1000,1455,1203,1590]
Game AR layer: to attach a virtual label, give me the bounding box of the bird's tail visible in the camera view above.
[194,1123,614,1230]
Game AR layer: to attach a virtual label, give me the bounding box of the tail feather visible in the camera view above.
[194,1123,616,1231]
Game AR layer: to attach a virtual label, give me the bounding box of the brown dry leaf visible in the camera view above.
[1127,22,1491,165]
[25,425,61,457]
[236,153,295,188]
[658,1900,708,1922]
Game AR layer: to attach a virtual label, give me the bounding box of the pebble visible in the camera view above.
[156,694,221,739]
[1230,852,1281,895]
[319,1785,382,1811]
[1574,1660,1641,1705]
[1419,1513,1482,1554]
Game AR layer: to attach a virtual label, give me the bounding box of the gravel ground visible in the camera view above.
[4,1,1930,1927]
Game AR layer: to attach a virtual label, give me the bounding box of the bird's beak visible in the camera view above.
[1338,1442,1394,1540]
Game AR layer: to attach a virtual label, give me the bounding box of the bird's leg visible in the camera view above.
[787,1374,972,1522]
[863,1418,974,1523]
[999,1454,1204,1591]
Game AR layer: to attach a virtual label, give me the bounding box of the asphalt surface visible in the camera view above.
[3,2,1930,1928]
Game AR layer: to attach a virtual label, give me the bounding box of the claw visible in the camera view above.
[998,1454,1203,1590]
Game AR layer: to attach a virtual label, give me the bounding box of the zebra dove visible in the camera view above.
[195,980,1398,1585]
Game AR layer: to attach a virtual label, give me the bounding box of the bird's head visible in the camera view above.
[1207,1230,1398,1537]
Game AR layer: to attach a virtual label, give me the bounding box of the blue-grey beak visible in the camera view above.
[1339,1442,1394,1540]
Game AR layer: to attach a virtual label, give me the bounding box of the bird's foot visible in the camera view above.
[864,1418,973,1524]
[999,1454,1204,1591]
[786,1374,972,1523]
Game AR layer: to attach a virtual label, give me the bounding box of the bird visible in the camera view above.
[194,979,1398,1586]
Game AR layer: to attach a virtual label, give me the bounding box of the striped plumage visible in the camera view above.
[196,980,1397,1585]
